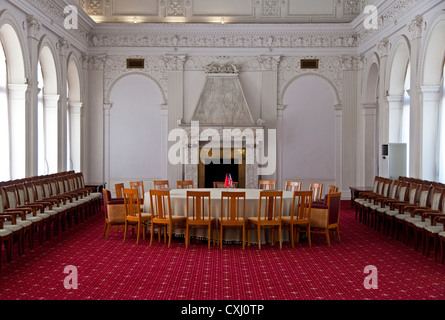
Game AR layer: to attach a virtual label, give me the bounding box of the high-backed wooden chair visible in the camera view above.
[247,190,283,250]
[149,189,186,248]
[309,183,323,202]
[130,181,145,203]
[153,180,170,190]
[102,189,125,239]
[185,191,216,249]
[123,188,151,244]
[0,216,13,268]
[213,181,238,188]
[310,192,342,245]
[177,181,194,189]
[282,191,313,248]
[115,183,124,198]
[219,191,246,250]
[285,181,302,192]
[259,180,276,190]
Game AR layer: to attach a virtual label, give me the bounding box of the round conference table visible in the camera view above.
[143,188,295,245]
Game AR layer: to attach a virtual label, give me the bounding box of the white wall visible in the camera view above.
[282,74,337,190]
[109,74,165,184]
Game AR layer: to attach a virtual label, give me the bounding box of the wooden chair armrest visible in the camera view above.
[436,216,445,224]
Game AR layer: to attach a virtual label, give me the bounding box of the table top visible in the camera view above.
[164,188,295,200]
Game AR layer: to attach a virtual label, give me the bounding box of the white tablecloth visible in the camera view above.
[143,188,294,244]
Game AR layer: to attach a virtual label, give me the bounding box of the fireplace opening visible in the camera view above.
[204,158,239,188]
[198,147,245,188]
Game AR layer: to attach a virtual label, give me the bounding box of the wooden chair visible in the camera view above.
[115,183,124,198]
[285,181,302,192]
[102,189,125,239]
[0,216,13,268]
[247,190,283,250]
[122,188,151,244]
[438,224,445,265]
[282,191,313,248]
[177,181,194,189]
[213,181,238,188]
[153,180,170,190]
[130,181,145,203]
[185,191,216,249]
[149,189,186,248]
[310,192,341,245]
[0,193,24,258]
[259,180,276,190]
[328,185,339,193]
[219,191,246,250]
[309,183,323,202]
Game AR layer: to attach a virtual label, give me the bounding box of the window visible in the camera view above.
[0,41,10,181]
[401,64,410,176]
[37,60,46,175]
[438,63,445,182]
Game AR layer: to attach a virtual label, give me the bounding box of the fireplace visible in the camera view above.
[181,62,265,189]
[199,147,245,188]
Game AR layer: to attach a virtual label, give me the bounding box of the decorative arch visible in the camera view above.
[0,9,28,84]
[422,14,445,86]
[38,36,60,95]
[67,54,81,102]
[106,72,167,106]
[280,72,342,108]
[363,52,380,104]
[387,36,411,96]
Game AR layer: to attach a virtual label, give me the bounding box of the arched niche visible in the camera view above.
[281,73,339,189]
[108,73,166,187]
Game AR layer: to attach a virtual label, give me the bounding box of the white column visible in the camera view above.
[43,94,60,174]
[387,95,403,143]
[362,103,378,186]
[421,86,441,180]
[8,84,28,179]
[335,104,343,192]
[103,103,112,186]
[377,38,390,177]
[69,101,83,172]
[276,104,286,189]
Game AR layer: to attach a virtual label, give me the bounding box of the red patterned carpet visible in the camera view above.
[0,201,444,301]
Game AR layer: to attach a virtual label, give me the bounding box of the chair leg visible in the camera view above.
[290,224,295,248]
[123,221,128,242]
[168,224,173,248]
[150,223,154,246]
[257,225,261,250]
[136,222,141,245]
[325,229,331,246]
[242,226,245,250]
[278,225,282,249]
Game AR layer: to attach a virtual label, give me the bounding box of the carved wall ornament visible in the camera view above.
[26,15,42,39]
[408,15,424,40]
[262,0,280,17]
[167,0,185,17]
[205,63,240,74]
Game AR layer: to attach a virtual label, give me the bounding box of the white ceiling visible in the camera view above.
[77,0,369,24]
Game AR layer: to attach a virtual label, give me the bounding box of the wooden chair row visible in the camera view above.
[0,171,101,268]
[354,176,445,265]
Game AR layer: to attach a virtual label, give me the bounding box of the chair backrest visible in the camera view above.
[407,183,421,205]
[177,181,194,189]
[259,180,276,190]
[327,192,342,225]
[257,190,283,221]
[103,189,111,219]
[397,182,410,201]
[371,176,380,193]
[3,185,18,209]
[417,184,432,208]
[328,185,339,194]
[309,183,323,201]
[153,180,170,190]
[123,188,142,219]
[285,181,302,192]
[149,189,172,220]
[186,191,211,222]
[289,191,313,221]
[130,181,145,201]
[213,181,238,188]
[115,183,124,198]
[220,191,246,222]
[430,188,444,211]
[380,179,392,198]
